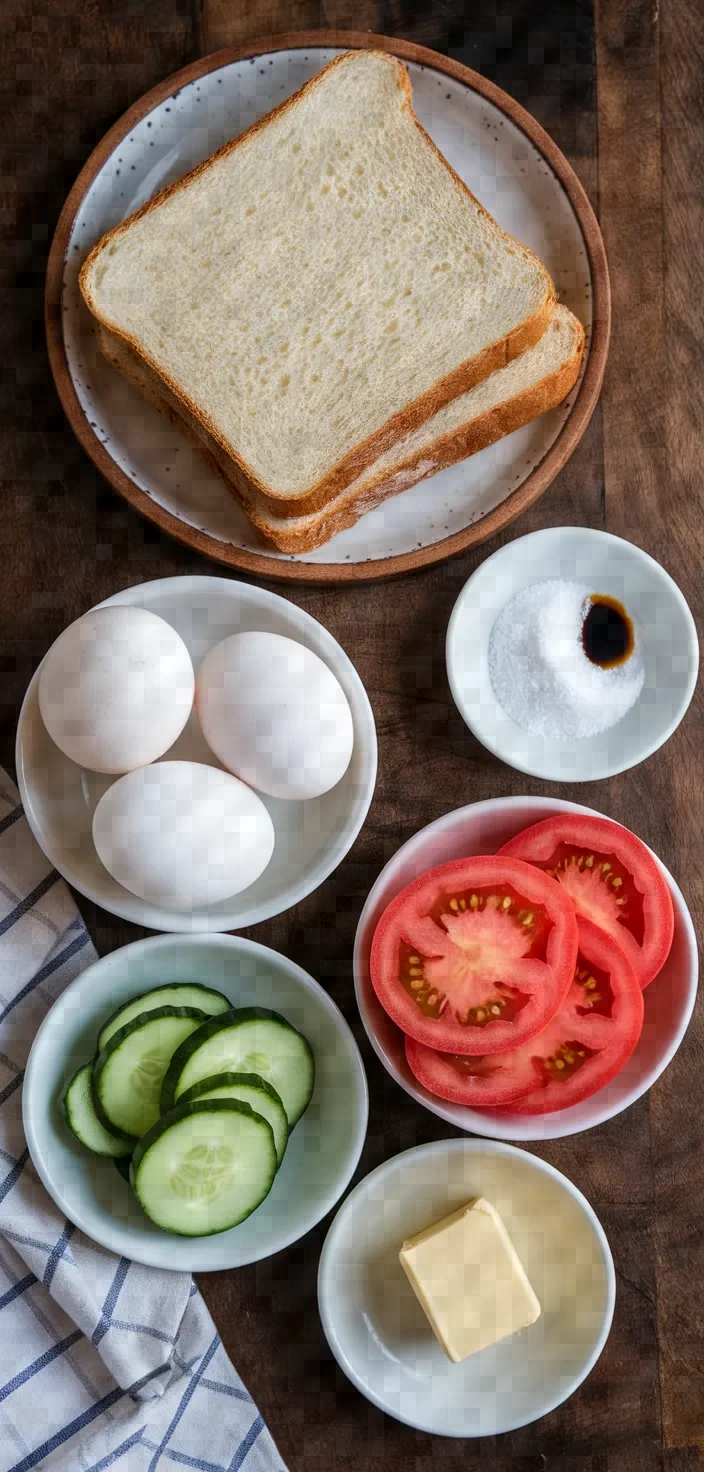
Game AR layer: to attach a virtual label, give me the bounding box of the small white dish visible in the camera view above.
[318,1137,615,1435]
[353,796,697,1142]
[15,575,377,932]
[446,527,698,781]
[23,933,368,1272]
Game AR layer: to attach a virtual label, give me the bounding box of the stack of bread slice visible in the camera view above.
[80,50,585,554]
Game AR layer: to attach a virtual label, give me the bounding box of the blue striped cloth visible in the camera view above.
[0,770,287,1472]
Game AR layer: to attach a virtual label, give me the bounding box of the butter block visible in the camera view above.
[399,1196,541,1362]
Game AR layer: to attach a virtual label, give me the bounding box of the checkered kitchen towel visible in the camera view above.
[0,769,287,1472]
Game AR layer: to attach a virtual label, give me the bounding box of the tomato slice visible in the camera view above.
[499,814,673,988]
[369,855,578,1055]
[405,916,644,1112]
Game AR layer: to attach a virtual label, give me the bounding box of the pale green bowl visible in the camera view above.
[23,933,368,1271]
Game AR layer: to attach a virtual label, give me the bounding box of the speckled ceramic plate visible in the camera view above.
[46,32,609,583]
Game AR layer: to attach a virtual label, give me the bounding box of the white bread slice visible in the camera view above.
[80,50,556,518]
[98,306,583,554]
[244,305,584,549]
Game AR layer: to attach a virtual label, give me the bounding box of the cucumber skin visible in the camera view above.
[92,1005,210,1139]
[131,1098,277,1237]
[97,983,229,1054]
[62,1061,134,1155]
[113,1155,133,1183]
[159,1007,297,1116]
[178,1070,286,1115]
[178,1071,289,1164]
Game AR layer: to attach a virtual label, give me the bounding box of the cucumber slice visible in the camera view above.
[132,1099,277,1236]
[62,1062,133,1158]
[178,1072,288,1166]
[94,1007,209,1139]
[161,1008,314,1126]
[97,984,229,1053]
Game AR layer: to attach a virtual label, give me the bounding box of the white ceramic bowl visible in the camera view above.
[446,527,699,781]
[23,933,368,1271]
[16,575,377,931]
[318,1138,615,1435]
[353,796,697,1141]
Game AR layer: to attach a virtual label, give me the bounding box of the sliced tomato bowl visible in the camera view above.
[499,814,674,989]
[405,916,644,1112]
[369,855,578,1055]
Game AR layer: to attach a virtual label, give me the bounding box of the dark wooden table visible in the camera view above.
[2,1,702,1467]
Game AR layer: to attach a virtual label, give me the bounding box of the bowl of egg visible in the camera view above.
[16,576,377,930]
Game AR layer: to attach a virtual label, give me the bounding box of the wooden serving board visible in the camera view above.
[1,0,702,1466]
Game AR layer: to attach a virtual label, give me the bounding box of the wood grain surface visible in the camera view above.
[1,0,702,1468]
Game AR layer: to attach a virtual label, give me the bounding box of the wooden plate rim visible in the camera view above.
[45,29,611,586]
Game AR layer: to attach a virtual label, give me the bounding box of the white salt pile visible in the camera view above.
[488,579,645,739]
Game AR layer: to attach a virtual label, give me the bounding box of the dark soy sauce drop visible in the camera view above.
[582,595,635,669]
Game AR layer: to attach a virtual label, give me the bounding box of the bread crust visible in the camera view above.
[97,312,584,554]
[80,50,556,517]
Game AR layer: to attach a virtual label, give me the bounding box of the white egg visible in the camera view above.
[38,606,195,774]
[92,760,275,910]
[195,631,355,801]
